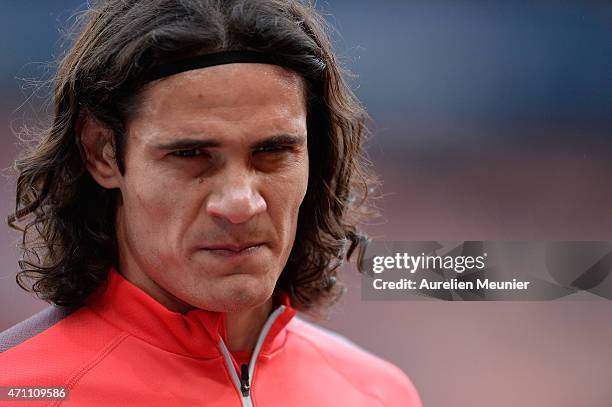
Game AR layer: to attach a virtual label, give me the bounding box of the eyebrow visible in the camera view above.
[153,138,221,150]
[153,134,306,151]
[252,134,306,150]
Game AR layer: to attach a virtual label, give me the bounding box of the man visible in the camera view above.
[0,1,422,405]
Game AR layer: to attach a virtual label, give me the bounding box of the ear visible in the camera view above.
[76,111,122,189]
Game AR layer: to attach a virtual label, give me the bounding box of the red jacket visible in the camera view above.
[1,269,422,406]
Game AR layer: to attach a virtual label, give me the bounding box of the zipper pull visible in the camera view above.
[240,363,250,397]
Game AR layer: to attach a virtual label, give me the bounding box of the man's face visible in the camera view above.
[114,64,308,312]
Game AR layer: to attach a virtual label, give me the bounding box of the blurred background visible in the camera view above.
[1,1,611,406]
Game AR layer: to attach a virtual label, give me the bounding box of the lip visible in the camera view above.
[202,242,265,252]
[198,242,266,257]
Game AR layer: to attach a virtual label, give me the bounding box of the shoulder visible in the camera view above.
[286,316,422,407]
[0,306,75,353]
[0,305,125,386]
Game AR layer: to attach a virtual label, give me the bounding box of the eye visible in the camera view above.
[171,148,206,158]
[254,145,292,154]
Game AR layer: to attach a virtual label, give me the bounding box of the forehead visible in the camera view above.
[129,64,307,142]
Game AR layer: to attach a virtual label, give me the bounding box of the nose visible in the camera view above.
[205,175,267,224]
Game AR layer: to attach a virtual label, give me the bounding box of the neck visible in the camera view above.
[225,298,273,352]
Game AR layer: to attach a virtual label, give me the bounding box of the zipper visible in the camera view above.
[240,363,250,396]
[219,305,286,407]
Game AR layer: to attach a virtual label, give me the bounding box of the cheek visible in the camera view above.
[291,151,309,201]
[125,175,174,219]
[265,158,309,229]
[288,168,309,211]
[121,166,197,248]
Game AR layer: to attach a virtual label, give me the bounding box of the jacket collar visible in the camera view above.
[85,267,296,359]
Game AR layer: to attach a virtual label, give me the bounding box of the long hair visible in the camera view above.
[8,0,376,314]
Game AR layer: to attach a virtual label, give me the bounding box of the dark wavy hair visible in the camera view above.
[8,0,376,315]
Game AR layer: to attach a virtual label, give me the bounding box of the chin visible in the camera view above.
[202,275,276,313]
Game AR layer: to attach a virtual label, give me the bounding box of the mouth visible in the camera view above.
[199,242,266,258]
